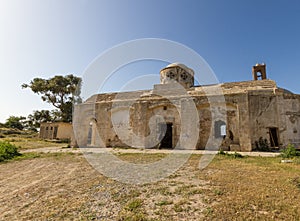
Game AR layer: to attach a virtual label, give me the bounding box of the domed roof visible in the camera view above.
[166,62,189,69]
[162,62,194,75]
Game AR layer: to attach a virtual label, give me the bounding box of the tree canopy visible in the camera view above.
[27,110,54,129]
[5,116,26,130]
[22,74,82,122]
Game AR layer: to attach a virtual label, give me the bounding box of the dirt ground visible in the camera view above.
[0,152,212,220]
[1,150,300,220]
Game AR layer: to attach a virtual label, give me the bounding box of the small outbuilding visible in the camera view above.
[39,122,73,140]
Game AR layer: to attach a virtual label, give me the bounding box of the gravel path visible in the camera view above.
[21,146,280,157]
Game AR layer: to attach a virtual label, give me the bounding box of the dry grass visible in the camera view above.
[1,151,300,220]
[114,152,167,164]
[0,128,68,150]
[0,135,67,150]
[203,155,300,220]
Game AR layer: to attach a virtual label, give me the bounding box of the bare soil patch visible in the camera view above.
[1,152,300,220]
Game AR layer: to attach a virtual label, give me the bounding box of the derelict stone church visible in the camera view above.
[73,63,300,151]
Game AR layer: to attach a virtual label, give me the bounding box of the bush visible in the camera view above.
[281,144,299,159]
[217,150,244,158]
[218,149,226,155]
[254,137,270,152]
[0,141,21,162]
[232,152,243,158]
[2,129,21,135]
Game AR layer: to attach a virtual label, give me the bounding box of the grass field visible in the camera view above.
[0,131,68,150]
[1,150,300,220]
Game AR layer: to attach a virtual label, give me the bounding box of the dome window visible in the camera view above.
[166,71,175,79]
[180,72,188,81]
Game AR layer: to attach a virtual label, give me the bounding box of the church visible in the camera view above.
[73,63,300,151]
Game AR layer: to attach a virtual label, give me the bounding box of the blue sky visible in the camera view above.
[0,0,299,122]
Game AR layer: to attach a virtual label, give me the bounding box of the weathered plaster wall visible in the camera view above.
[73,76,300,151]
[39,122,73,140]
[248,90,300,149]
[277,93,300,148]
[248,91,278,147]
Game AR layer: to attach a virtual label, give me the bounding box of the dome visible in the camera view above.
[163,63,194,75]
[166,62,189,69]
[159,63,194,88]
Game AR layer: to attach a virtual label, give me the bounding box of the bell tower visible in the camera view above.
[252,63,267,80]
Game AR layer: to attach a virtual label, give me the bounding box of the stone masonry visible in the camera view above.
[73,63,300,151]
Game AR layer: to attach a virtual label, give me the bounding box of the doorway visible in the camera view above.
[53,126,58,139]
[269,127,279,147]
[87,124,93,145]
[160,123,173,148]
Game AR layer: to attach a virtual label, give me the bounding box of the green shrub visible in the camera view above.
[0,141,21,162]
[218,149,226,155]
[218,150,243,158]
[3,130,21,135]
[254,137,270,151]
[232,152,243,158]
[281,144,299,159]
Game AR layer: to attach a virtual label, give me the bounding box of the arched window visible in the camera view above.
[87,118,97,146]
[220,125,226,136]
[214,120,226,138]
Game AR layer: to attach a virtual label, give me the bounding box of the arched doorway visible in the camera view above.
[159,123,173,148]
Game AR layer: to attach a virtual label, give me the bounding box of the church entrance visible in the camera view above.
[160,123,173,149]
[269,127,279,147]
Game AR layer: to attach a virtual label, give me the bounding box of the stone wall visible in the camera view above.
[73,78,300,151]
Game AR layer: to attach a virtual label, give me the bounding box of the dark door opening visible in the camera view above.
[53,126,58,139]
[87,125,92,145]
[160,123,173,148]
[269,127,279,147]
